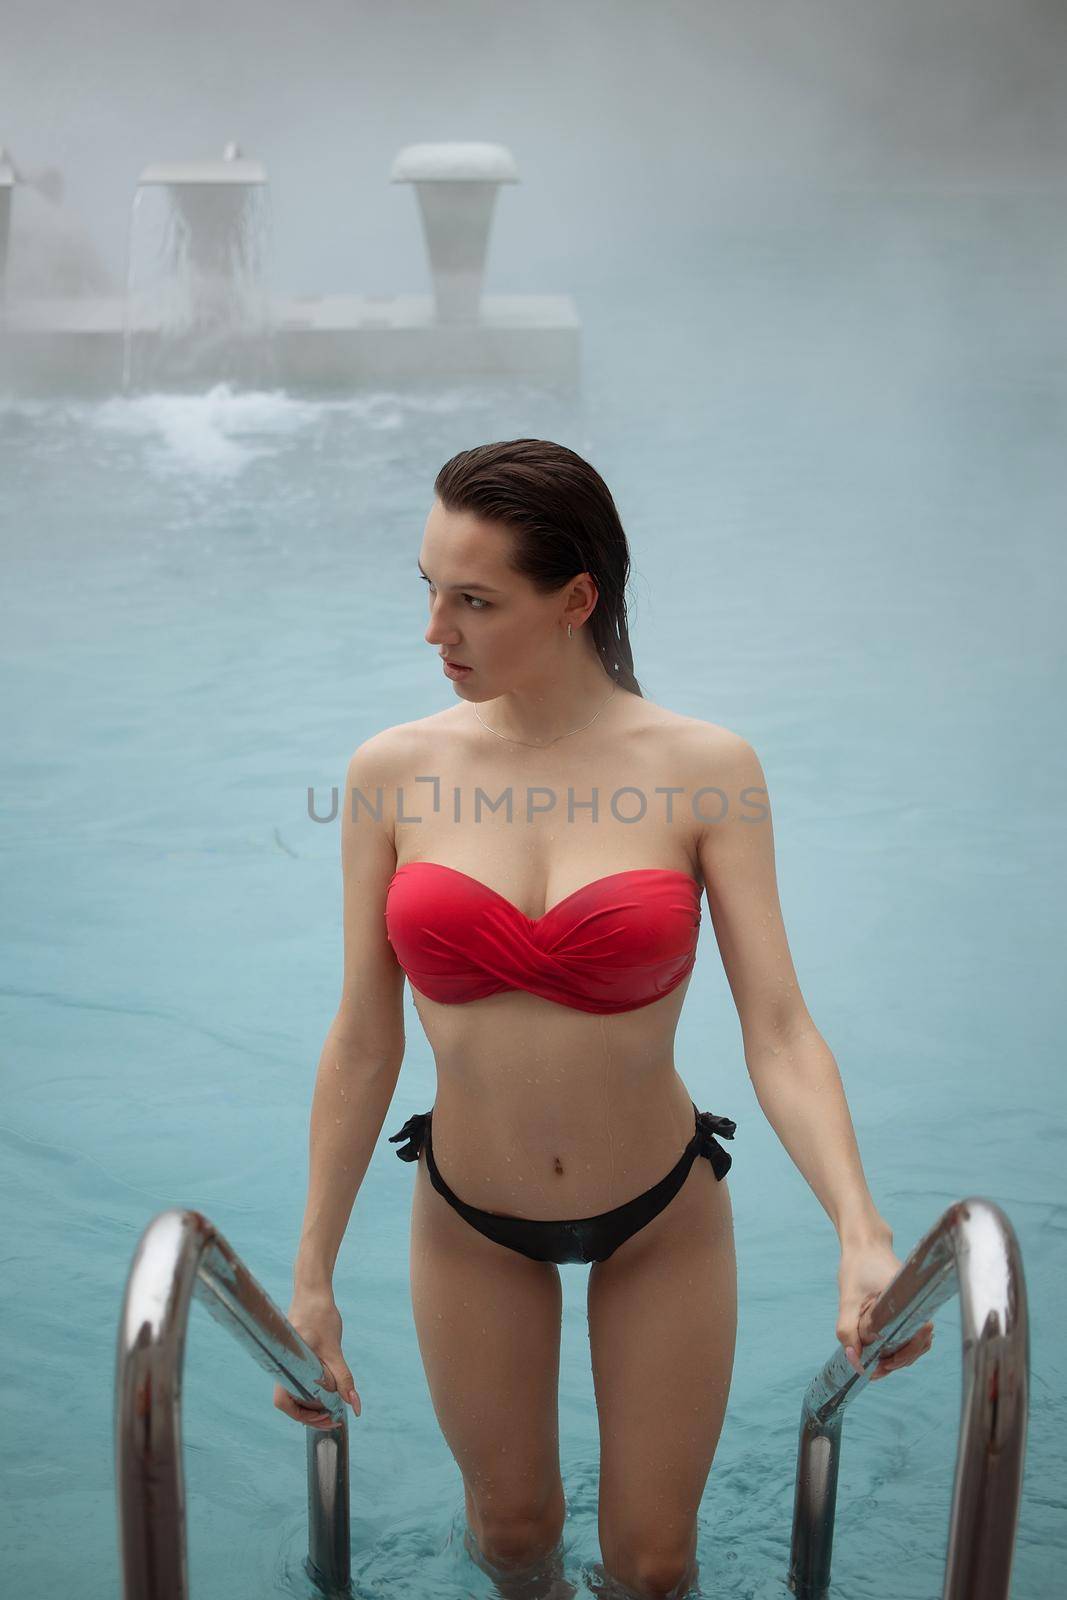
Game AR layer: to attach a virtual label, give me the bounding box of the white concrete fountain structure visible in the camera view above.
[395,141,518,322]
[0,139,580,392]
[275,140,578,385]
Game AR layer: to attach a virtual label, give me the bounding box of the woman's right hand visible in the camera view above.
[273,1286,362,1430]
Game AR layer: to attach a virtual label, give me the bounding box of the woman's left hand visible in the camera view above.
[837,1234,934,1382]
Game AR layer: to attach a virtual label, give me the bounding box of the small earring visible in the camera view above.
[567,623,573,638]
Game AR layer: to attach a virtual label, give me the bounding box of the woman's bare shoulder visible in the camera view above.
[667,715,767,824]
[639,699,749,754]
[347,707,458,774]
[343,714,455,844]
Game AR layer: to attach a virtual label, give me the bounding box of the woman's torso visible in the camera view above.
[383,693,725,1219]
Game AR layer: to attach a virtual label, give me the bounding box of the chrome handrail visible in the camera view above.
[788,1197,1029,1599]
[115,1208,351,1599]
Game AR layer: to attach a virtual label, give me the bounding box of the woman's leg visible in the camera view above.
[586,1155,738,1600]
[409,1147,572,1595]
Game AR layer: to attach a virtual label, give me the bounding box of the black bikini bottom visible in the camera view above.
[388,1100,736,1265]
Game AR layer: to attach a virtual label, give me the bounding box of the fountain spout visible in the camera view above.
[390,141,519,323]
[123,143,273,389]
[136,143,267,280]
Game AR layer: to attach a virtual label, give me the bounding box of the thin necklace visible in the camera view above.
[474,678,618,747]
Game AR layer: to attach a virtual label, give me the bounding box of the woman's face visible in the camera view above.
[419,499,592,696]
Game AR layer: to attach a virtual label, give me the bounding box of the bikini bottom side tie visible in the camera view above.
[389,1101,736,1267]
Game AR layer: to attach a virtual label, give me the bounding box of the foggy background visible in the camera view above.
[3,0,1066,298]
[2,6,1065,1596]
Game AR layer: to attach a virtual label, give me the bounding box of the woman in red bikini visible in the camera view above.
[275,439,933,1600]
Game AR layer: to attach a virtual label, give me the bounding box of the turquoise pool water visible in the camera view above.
[2,196,1064,1596]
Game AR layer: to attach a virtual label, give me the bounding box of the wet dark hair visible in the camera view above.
[433,438,643,696]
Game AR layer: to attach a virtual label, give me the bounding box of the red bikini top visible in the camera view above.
[384,861,702,1014]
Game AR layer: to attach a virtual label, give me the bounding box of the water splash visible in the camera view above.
[123,165,276,392]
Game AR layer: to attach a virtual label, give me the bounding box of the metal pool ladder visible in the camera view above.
[788,1196,1029,1599]
[115,1197,1028,1598]
[115,1208,351,1599]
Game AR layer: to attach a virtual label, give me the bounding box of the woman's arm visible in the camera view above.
[293,1020,405,1290]
[691,725,934,1380]
[692,727,889,1247]
[293,734,408,1290]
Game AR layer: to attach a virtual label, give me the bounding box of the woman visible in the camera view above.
[274,439,934,1600]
